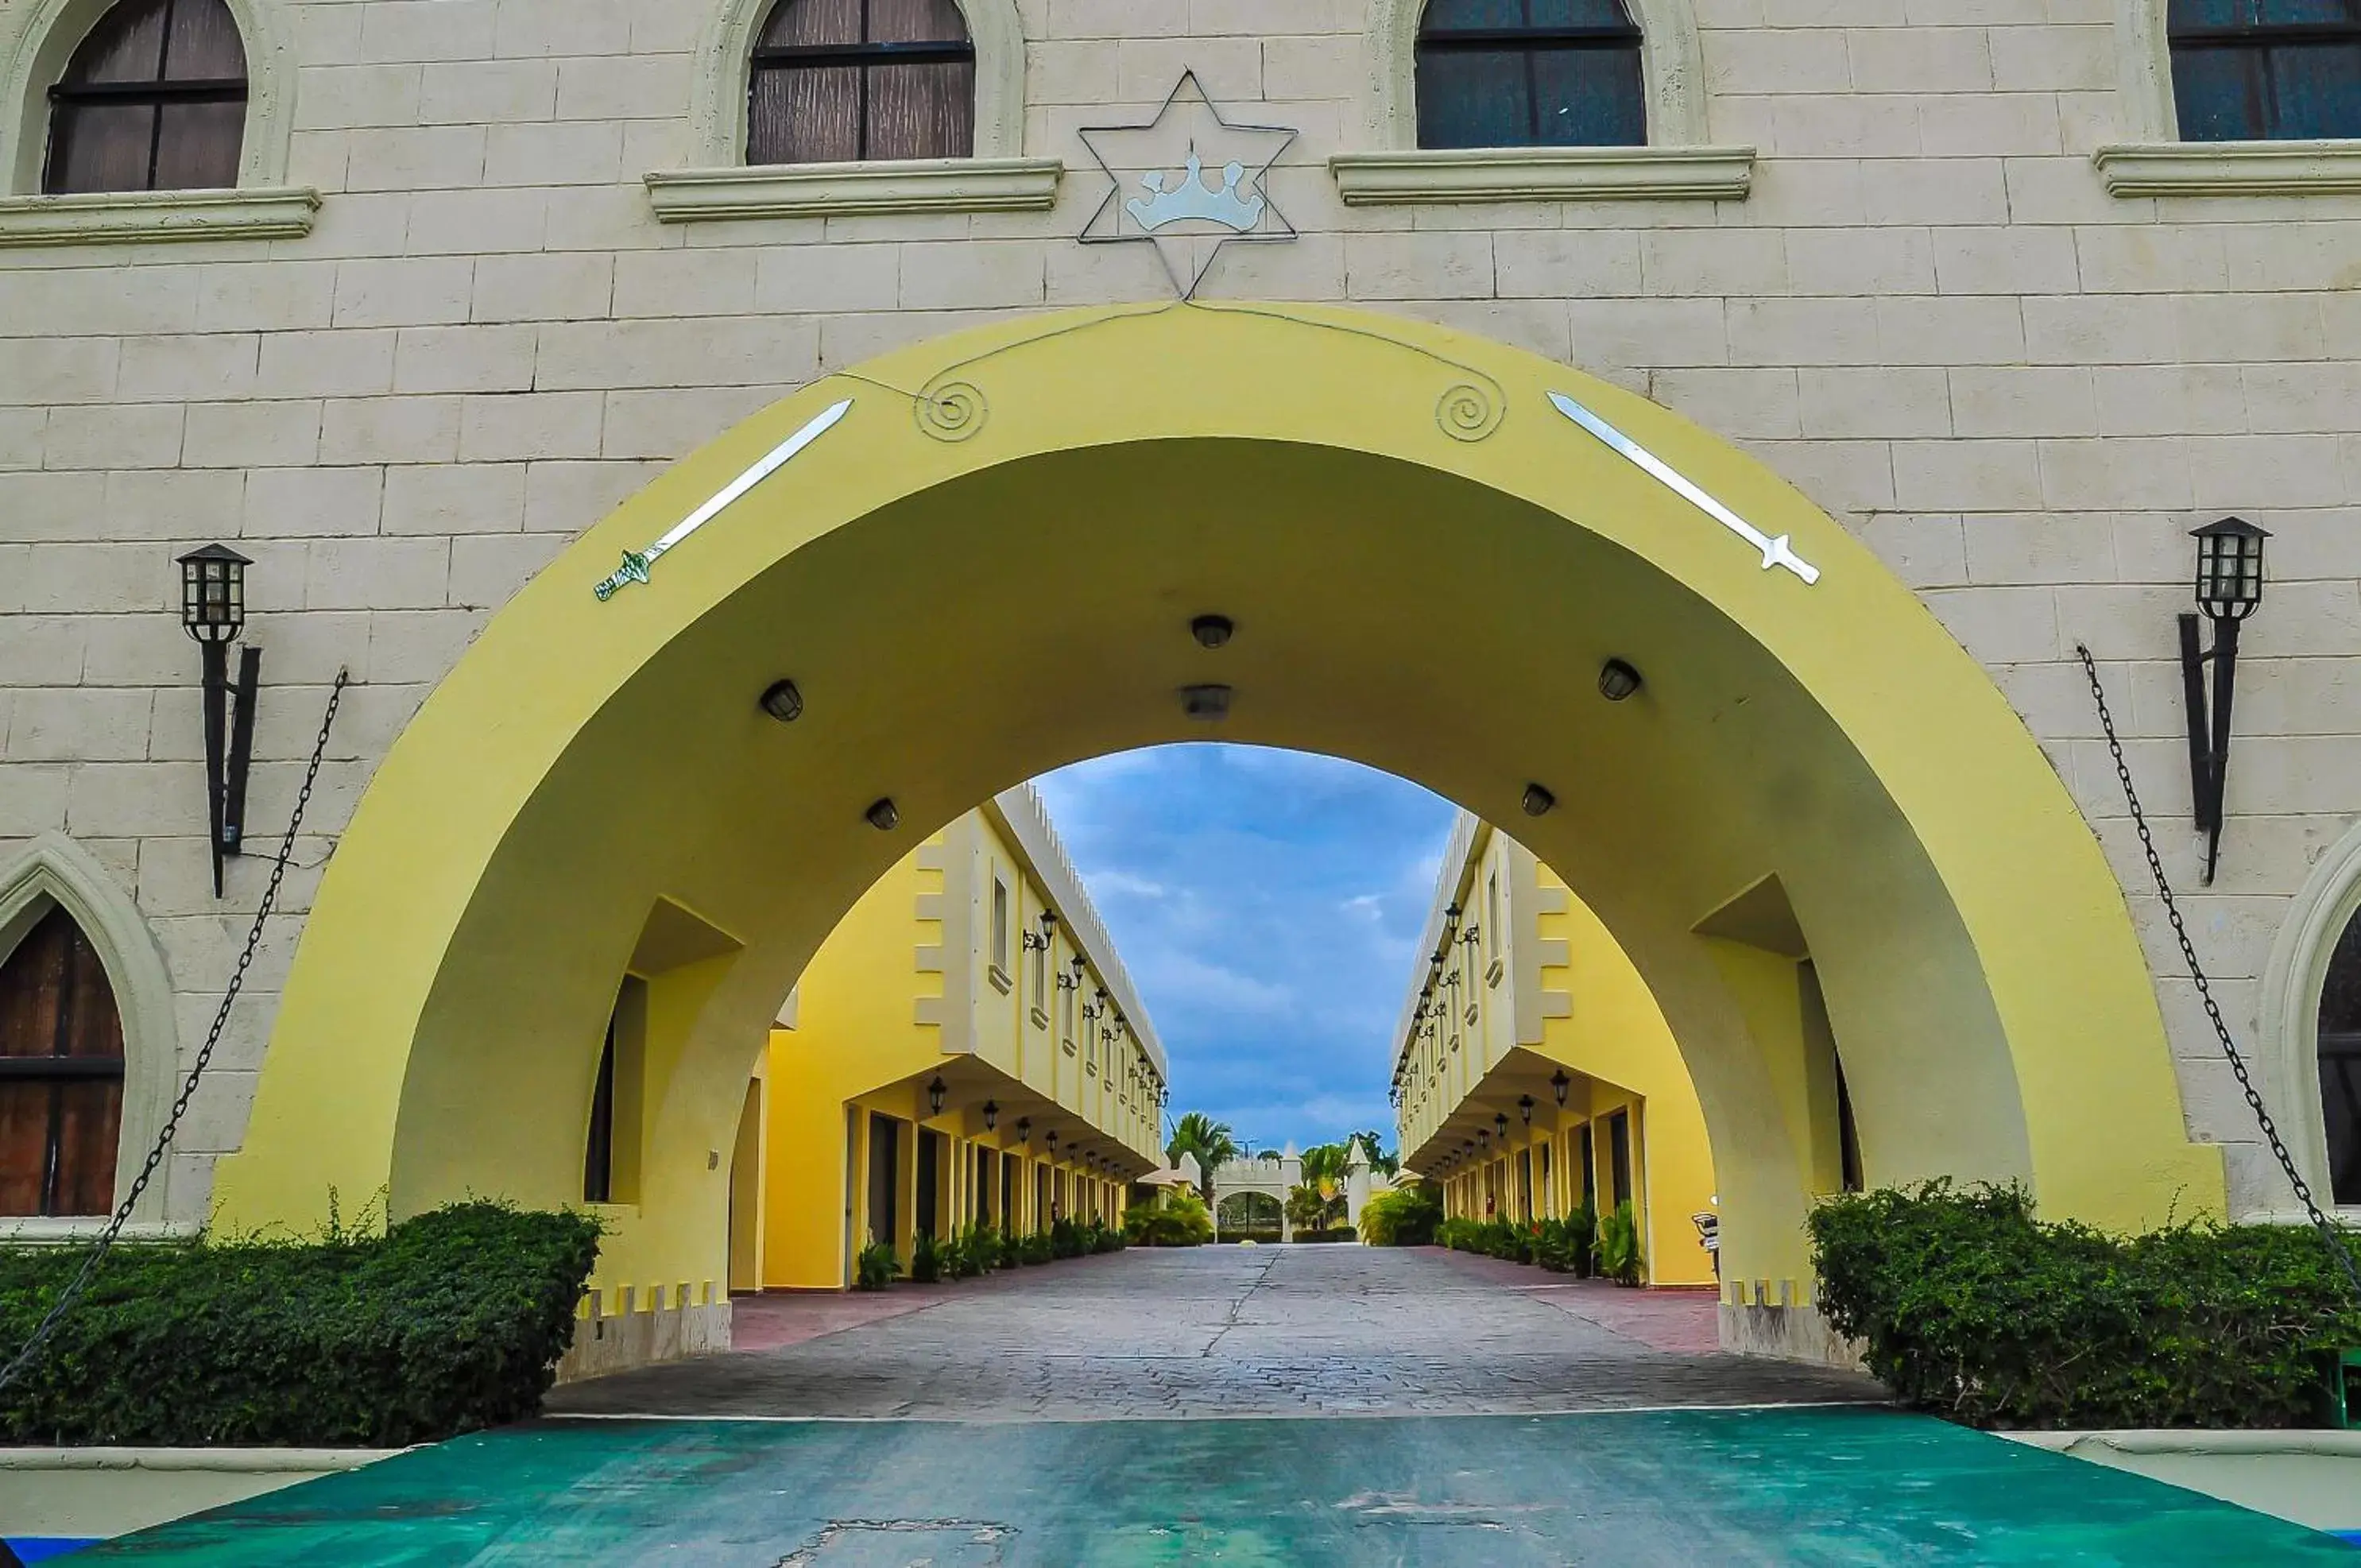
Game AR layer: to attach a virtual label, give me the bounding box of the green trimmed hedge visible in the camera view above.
[0,1202,601,1448]
[1809,1183,2361,1431]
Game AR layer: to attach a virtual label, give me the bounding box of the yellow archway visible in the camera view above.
[212,303,2220,1326]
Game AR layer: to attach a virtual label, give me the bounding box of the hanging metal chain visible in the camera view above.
[2076,644,2361,1299]
[0,670,350,1398]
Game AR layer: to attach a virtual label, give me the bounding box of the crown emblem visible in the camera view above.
[1124,150,1266,234]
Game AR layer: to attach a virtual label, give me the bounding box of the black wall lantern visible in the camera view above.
[2180,518,2269,883]
[1517,1094,1535,1125]
[1550,1068,1570,1108]
[178,545,259,898]
[981,1100,999,1132]
[1016,1117,1031,1144]
[927,1075,946,1116]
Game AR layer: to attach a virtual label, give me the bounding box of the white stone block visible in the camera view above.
[459,391,606,462]
[182,400,323,468]
[393,323,539,393]
[319,395,463,465]
[39,403,184,470]
[382,461,528,536]
[473,251,614,322]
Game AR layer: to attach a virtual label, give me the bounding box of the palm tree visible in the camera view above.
[1167,1111,1238,1202]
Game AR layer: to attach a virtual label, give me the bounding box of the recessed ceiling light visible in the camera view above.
[760,679,803,722]
[1598,658,1643,702]
[865,798,900,831]
[1190,614,1234,649]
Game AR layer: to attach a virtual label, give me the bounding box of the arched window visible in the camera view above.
[1415,0,1647,149]
[2320,904,2361,1206]
[0,904,126,1218]
[43,0,246,196]
[2169,0,2361,141]
[748,0,974,166]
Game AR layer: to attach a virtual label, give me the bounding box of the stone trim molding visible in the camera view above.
[2092,141,2361,197]
[2253,815,2361,1221]
[0,1446,397,1472]
[0,185,318,246]
[1331,145,1752,205]
[687,0,1027,168]
[0,0,299,196]
[1362,0,1709,151]
[644,157,1061,223]
[0,1218,197,1245]
[0,832,181,1224]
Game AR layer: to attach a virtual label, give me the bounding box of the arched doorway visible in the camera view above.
[209,303,2220,1345]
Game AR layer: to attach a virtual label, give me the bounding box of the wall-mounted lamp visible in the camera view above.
[865,798,900,831]
[1550,1068,1570,1108]
[2181,517,2269,884]
[1522,783,1556,817]
[759,679,803,722]
[1599,658,1643,702]
[1016,1117,1031,1144]
[982,1100,999,1132]
[1517,1094,1535,1126]
[1477,1129,1490,1151]
[1046,1129,1059,1155]
[927,1075,946,1116]
[178,545,259,899]
[1493,1112,1509,1140]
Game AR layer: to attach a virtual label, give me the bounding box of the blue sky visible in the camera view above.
[1031,745,1458,1159]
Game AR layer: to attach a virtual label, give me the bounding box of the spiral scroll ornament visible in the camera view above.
[1436,381,1503,442]
[915,380,989,442]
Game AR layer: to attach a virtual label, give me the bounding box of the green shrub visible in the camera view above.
[1810,1182,2361,1430]
[853,1239,900,1291]
[0,1202,599,1448]
[1049,1218,1084,1260]
[1563,1205,1597,1279]
[1020,1232,1053,1265]
[995,1229,1025,1269]
[1295,1226,1357,1243]
[1124,1190,1214,1247]
[1596,1200,1643,1286]
[1360,1184,1441,1247]
[909,1231,942,1283]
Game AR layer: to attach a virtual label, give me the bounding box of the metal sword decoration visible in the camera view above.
[594,398,853,601]
[1548,392,1821,586]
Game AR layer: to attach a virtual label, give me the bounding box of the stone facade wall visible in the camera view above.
[2,0,2357,1226]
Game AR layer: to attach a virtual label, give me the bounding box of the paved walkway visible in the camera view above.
[72,1246,2358,1563]
[546,1244,1879,1420]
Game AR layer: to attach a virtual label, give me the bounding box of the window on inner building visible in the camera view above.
[2320,904,2361,1205]
[2169,0,2361,141]
[990,875,1008,976]
[1415,0,1647,150]
[0,905,125,1218]
[45,0,246,196]
[749,0,976,166]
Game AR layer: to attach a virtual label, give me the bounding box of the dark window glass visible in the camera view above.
[45,0,246,196]
[868,1113,900,1245]
[2320,906,2361,1206]
[0,906,126,1218]
[1577,1122,1597,1211]
[915,1128,940,1239]
[1607,1109,1632,1209]
[1835,1055,1864,1194]
[1416,0,1646,149]
[2169,0,2361,141]
[749,0,973,165]
[582,1022,616,1203]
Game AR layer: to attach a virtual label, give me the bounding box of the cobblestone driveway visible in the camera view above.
[546,1245,1879,1421]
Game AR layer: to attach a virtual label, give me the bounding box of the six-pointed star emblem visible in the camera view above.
[1079,71,1297,299]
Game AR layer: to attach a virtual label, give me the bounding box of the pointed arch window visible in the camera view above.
[43,0,246,196]
[2168,0,2361,141]
[2319,904,2361,1206]
[0,905,126,1218]
[748,0,974,166]
[1415,0,1647,149]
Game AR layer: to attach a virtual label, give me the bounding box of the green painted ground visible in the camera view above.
[79,1407,2355,1565]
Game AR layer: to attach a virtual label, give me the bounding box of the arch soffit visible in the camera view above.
[1364,0,1708,149]
[689,0,1027,166]
[215,304,2208,1260]
[0,831,180,1222]
[2258,815,2361,1217]
[0,0,297,193]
